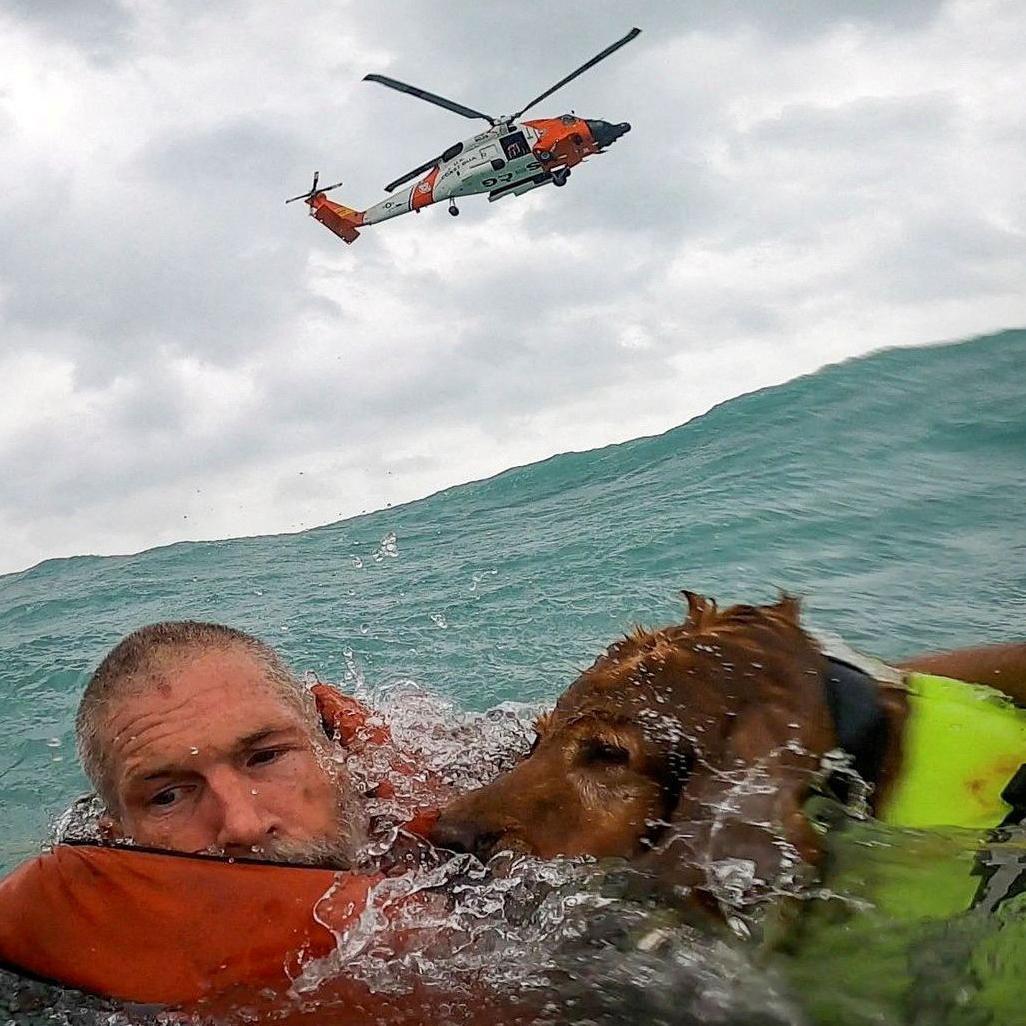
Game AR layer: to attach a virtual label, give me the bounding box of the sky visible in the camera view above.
[1,1,1023,576]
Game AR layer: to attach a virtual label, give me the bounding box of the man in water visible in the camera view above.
[0,620,457,1011]
[75,620,371,864]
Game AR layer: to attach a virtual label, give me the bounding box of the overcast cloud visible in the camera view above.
[1,0,1023,575]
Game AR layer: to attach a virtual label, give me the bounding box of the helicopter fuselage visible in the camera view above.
[361,115,629,225]
[292,27,639,243]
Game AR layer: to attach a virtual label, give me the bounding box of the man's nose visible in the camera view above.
[209,771,280,853]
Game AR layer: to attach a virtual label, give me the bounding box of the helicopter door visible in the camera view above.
[500,131,529,161]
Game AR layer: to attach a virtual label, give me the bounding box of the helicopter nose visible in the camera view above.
[585,119,631,148]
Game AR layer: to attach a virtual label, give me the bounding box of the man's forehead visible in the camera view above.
[105,646,307,737]
[143,644,280,692]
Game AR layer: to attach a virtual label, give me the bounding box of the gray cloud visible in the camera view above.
[0,1,1024,573]
[1,0,135,64]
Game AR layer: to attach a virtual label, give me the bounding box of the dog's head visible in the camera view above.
[432,592,834,875]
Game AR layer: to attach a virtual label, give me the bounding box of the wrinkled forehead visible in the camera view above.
[101,646,311,741]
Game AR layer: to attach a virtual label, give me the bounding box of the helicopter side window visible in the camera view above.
[441,142,464,162]
[500,131,529,161]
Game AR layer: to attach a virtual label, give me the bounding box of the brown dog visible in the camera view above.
[431,592,1026,894]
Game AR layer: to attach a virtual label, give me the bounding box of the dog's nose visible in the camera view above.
[429,814,486,856]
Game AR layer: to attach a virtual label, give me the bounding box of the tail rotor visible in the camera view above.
[285,171,345,208]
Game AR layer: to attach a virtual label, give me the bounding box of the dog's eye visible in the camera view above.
[581,739,630,767]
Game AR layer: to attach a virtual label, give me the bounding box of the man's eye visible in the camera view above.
[248,748,284,768]
[150,787,184,808]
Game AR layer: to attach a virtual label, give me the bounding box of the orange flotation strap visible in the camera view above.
[0,843,380,1005]
[0,846,533,1024]
[312,682,447,837]
[0,686,452,1010]
[313,682,392,748]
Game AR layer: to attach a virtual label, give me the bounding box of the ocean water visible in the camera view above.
[1,329,1024,1024]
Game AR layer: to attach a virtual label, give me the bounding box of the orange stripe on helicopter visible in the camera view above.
[411,166,441,211]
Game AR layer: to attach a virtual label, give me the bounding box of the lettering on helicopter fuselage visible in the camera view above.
[482,172,513,187]
[481,161,543,187]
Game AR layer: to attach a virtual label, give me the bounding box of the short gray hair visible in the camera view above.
[75,621,312,809]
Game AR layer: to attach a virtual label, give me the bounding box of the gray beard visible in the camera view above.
[198,767,371,869]
[249,834,359,869]
[239,781,370,869]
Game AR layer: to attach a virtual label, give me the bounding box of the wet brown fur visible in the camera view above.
[433,592,878,889]
[432,592,1026,896]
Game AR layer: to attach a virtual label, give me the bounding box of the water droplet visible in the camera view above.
[190,747,200,756]
[45,737,61,748]
[429,613,448,629]
[351,556,364,569]
[251,789,258,796]
[360,623,370,634]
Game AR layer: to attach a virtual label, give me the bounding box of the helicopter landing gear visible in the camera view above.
[448,200,460,216]
[552,167,570,187]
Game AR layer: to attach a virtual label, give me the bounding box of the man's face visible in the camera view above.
[102,646,364,862]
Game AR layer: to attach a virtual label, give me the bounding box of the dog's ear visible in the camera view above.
[680,590,717,629]
[647,702,826,896]
[772,591,802,626]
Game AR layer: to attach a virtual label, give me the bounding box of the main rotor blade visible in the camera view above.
[384,155,442,194]
[512,27,641,120]
[364,73,496,124]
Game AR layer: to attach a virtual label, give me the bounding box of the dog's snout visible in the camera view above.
[429,813,487,856]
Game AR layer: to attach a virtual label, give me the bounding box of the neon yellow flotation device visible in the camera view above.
[880,672,1026,830]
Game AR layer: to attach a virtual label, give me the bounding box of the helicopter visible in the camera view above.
[286,27,639,244]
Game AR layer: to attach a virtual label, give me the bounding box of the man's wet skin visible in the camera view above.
[102,646,367,863]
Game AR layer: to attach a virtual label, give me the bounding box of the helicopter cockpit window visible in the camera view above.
[500,131,529,161]
[441,142,464,162]
[560,114,576,125]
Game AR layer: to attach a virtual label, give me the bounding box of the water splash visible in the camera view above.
[373,532,399,562]
[469,569,498,593]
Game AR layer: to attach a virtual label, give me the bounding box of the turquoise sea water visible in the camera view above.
[1,329,1024,1023]
[2,329,1024,871]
